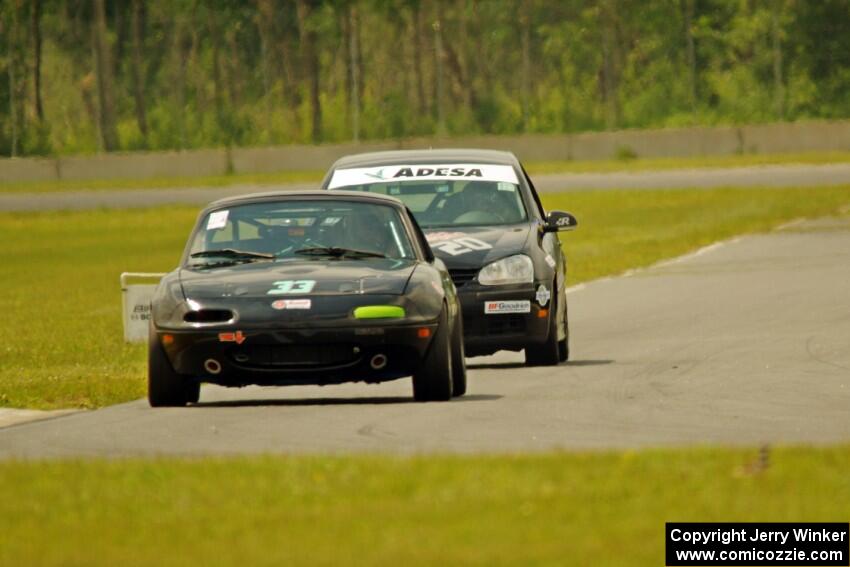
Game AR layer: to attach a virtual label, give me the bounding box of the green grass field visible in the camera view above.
[3,150,850,194]
[2,186,849,410]
[1,446,848,566]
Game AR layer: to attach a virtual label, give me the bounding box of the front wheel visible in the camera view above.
[412,308,454,402]
[558,296,570,362]
[525,287,560,366]
[148,325,200,407]
[450,311,467,397]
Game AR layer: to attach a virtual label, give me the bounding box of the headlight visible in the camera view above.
[478,254,534,286]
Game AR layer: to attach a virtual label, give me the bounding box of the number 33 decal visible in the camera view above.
[267,280,316,295]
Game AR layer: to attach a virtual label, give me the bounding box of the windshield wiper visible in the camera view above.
[294,246,386,259]
[190,248,274,260]
[187,260,244,270]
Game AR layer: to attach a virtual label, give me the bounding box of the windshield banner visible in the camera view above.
[328,163,519,188]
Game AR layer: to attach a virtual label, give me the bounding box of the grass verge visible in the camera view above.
[3,150,850,194]
[1,446,848,566]
[2,186,849,409]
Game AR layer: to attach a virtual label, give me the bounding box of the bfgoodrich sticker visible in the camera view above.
[484,300,531,314]
[271,299,312,310]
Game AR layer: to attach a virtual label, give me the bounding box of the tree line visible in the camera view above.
[1,0,849,157]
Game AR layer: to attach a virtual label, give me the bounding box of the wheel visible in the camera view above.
[450,310,467,397]
[558,295,570,362]
[525,285,560,366]
[185,378,201,404]
[148,325,199,407]
[412,307,454,402]
[558,334,570,362]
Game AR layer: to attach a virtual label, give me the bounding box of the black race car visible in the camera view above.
[148,191,465,406]
[321,149,577,365]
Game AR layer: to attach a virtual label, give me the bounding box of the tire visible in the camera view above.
[148,325,199,407]
[525,285,560,367]
[412,307,454,402]
[450,310,467,397]
[558,295,570,362]
[185,377,201,404]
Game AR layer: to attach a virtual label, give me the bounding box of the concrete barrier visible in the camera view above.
[3,120,850,185]
[740,121,850,154]
[399,133,572,162]
[57,148,228,181]
[231,141,400,174]
[567,125,744,160]
[0,149,230,184]
[0,157,59,183]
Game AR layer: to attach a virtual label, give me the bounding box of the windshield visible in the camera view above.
[187,200,416,266]
[327,164,527,228]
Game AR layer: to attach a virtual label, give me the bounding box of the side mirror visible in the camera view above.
[543,210,578,232]
[425,246,436,264]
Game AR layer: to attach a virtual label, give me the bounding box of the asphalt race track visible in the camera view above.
[2,217,848,458]
[3,162,850,212]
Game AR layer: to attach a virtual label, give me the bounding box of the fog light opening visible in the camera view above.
[370,354,388,370]
[184,309,234,324]
[204,359,222,375]
[417,327,431,339]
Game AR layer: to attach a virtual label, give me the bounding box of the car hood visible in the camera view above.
[424,224,532,269]
[179,258,417,299]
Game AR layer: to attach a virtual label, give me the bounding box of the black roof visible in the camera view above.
[329,148,520,170]
[205,190,404,210]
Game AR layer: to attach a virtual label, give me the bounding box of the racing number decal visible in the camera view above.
[267,280,316,295]
[431,237,492,256]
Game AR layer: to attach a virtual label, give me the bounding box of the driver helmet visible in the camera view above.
[463,181,499,212]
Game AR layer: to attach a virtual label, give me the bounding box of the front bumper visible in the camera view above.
[157,323,437,386]
[457,282,552,356]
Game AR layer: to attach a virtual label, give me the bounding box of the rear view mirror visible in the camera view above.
[543,210,578,232]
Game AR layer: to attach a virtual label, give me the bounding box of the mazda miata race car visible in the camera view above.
[148,191,464,406]
[321,149,577,365]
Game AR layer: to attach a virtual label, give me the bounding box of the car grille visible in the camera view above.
[231,344,359,368]
[484,315,526,336]
[449,268,478,288]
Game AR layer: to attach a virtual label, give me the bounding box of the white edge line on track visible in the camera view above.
[0,408,82,429]
[565,214,833,296]
[565,234,746,295]
[774,217,807,231]
[653,238,742,267]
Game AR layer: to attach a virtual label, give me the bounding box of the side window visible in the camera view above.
[519,164,546,220]
[209,221,234,243]
[237,220,260,241]
[208,219,261,245]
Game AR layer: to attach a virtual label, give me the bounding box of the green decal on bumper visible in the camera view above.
[353,305,406,319]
